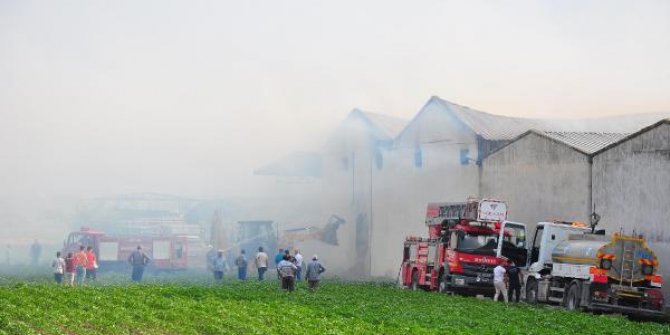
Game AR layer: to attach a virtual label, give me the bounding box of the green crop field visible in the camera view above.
[0,274,669,335]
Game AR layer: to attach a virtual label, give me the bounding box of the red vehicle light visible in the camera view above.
[645,289,664,309]
[592,274,608,284]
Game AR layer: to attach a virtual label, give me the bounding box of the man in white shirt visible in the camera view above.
[293,249,304,281]
[255,247,269,281]
[51,251,66,284]
[493,264,508,303]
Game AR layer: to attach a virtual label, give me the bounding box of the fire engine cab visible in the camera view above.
[401,198,527,294]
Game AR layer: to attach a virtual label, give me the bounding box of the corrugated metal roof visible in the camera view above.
[539,131,629,154]
[434,97,670,141]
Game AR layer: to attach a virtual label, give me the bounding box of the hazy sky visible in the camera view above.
[1,0,669,198]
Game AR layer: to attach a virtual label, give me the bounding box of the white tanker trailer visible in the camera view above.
[522,221,664,317]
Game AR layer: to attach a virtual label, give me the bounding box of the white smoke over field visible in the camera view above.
[1,1,669,278]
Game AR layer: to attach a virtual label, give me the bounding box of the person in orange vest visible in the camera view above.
[74,246,88,286]
[85,246,97,282]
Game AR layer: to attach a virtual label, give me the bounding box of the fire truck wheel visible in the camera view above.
[411,270,419,291]
[525,279,538,304]
[564,281,581,311]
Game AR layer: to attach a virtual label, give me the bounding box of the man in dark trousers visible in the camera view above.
[507,261,522,303]
[305,254,326,291]
[128,245,151,282]
[277,254,297,292]
[235,249,248,280]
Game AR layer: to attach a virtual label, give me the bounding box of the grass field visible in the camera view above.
[1,273,669,335]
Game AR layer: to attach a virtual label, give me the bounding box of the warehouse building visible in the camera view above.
[369,96,667,277]
[256,96,670,280]
[480,131,626,227]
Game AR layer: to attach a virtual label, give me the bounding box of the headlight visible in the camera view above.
[642,264,653,275]
[600,259,612,270]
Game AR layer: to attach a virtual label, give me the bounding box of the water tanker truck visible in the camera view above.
[522,221,664,317]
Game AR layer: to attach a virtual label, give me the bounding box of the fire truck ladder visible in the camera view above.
[619,240,636,288]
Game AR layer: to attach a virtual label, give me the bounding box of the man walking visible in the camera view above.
[74,246,88,286]
[51,251,66,284]
[293,249,303,281]
[305,254,326,291]
[507,261,522,303]
[128,245,150,282]
[493,263,508,303]
[235,249,248,280]
[255,247,268,281]
[277,254,297,292]
[211,250,226,281]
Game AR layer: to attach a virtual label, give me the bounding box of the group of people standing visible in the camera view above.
[211,246,326,292]
[51,246,97,286]
[272,248,326,292]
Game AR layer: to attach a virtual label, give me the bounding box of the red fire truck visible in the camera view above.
[62,226,208,271]
[401,198,527,294]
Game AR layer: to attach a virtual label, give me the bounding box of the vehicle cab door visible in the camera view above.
[496,221,528,267]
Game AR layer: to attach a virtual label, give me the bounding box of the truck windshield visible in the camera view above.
[456,232,498,254]
[67,233,94,248]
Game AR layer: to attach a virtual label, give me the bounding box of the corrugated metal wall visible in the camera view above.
[593,123,670,297]
[480,133,592,230]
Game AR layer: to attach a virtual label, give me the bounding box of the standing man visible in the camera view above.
[493,263,508,303]
[305,254,326,291]
[235,249,248,280]
[30,239,42,266]
[293,249,303,281]
[211,250,226,281]
[74,246,88,286]
[128,245,150,282]
[51,251,66,284]
[65,252,76,286]
[255,247,268,281]
[507,261,522,303]
[85,246,97,282]
[274,248,284,279]
[277,254,297,292]
[274,249,284,267]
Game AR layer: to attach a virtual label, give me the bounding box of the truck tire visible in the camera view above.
[564,281,581,311]
[526,279,538,304]
[411,270,419,291]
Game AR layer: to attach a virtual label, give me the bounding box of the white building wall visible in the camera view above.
[593,123,670,297]
[369,99,480,277]
[480,133,592,232]
[318,115,382,277]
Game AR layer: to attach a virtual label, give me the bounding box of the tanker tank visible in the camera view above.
[552,233,659,283]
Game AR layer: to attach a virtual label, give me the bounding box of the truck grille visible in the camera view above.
[461,263,494,277]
